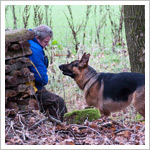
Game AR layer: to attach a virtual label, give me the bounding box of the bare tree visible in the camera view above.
[94,6,107,50]
[82,5,92,45]
[64,5,84,52]
[5,5,9,14]
[5,6,10,27]
[22,5,31,29]
[45,5,49,25]
[124,5,145,74]
[108,6,124,52]
[33,5,44,26]
[45,5,53,28]
[12,6,17,29]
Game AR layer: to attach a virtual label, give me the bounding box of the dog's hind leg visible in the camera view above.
[132,86,145,118]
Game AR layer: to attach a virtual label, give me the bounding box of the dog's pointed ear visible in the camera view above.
[79,53,90,68]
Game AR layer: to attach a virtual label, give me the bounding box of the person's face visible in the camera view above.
[36,36,51,48]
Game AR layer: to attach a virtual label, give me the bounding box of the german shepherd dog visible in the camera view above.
[59,53,145,117]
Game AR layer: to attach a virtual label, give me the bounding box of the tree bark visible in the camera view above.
[124,5,145,74]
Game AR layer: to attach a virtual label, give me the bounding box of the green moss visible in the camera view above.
[64,108,101,124]
[135,112,144,122]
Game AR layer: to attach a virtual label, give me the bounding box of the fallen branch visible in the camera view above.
[111,120,125,128]
[70,124,101,137]
[140,125,145,132]
[16,130,33,141]
[29,110,64,130]
[67,126,86,141]
[5,121,14,138]
[18,114,26,141]
[46,109,63,125]
[114,128,134,134]
[28,117,48,130]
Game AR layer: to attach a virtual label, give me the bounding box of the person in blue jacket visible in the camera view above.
[28,24,67,121]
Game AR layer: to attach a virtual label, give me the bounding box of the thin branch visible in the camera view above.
[64,5,84,52]
[28,117,48,130]
[46,109,63,125]
[114,128,134,134]
[18,114,26,141]
[22,5,31,28]
[82,5,92,45]
[70,124,101,137]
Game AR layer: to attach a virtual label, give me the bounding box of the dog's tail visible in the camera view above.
[132,86,145,118]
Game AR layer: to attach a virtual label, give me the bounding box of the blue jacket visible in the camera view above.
[28,36,48,90]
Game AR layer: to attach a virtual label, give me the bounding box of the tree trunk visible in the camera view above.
[124,5,145,74]
[12,6,17,29]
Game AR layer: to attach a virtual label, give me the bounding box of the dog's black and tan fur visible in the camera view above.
[59,53,145,117]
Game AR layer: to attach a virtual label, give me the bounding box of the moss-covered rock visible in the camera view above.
[64,108,101,124]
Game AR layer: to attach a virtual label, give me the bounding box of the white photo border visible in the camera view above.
[1,1,149,149]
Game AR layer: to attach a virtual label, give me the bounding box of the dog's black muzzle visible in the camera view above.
[59,64,75,78]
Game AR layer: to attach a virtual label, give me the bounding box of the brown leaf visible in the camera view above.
[135,125,140,130]
[110,126,116,131]
[66,141,75,145]
[123,131,131,140]
[89,122,98,129]
[56,124,68,130]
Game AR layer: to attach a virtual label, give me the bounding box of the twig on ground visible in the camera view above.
[70,124,101,137]
[28,117,48,130]
[18,114,26,141]
[46,110,63,125]
[5,121,14,137]
[111,120,125,128]
[67,126,86,141]
[16,130,33,140]
[114,128,134,134]
[29,110,64,131]
[140,125,145,132]
[100,121,112,128]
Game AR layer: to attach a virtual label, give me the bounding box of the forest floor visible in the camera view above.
[5,104,145,145]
